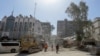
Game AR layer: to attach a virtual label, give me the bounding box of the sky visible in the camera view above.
[0,0,100,35]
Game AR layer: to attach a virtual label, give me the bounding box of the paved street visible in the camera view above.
[0,48,92,56]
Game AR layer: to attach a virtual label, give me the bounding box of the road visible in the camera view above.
[0,48,92,56]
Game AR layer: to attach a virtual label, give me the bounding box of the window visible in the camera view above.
[33,23,34,26]
[24,22,27,31]
[1,43,19,46]
[19,22,22,31]
[29,22,32,27]
[14,22,17,31]
[38,27,41,33]
[1,22,5,31]
[6,19,14,31]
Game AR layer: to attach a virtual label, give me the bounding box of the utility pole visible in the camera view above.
[34,2,37,18]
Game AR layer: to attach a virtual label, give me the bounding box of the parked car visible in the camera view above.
[0,41,20,53]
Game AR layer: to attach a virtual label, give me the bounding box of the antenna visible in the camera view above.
[34,2,37,18]
[11,8,14,16]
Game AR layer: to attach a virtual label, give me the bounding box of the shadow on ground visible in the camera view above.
[15,53,31,56]
[15,53,29,56]
[91,54,100,56]
[15,51,29,56]
[15,51,41,56]
[0,52,16,54]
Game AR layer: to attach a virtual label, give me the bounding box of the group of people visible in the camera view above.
[43,43,59,54]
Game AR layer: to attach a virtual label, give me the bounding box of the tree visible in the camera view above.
[83,20,94,39]
[51,25,55,31]
[79,1,88,21]
[65,1,88,42]
[66,2,81,20]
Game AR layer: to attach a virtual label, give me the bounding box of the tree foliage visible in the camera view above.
[65,1,88,41]
[79,1,88,21]
[66,2,81,20]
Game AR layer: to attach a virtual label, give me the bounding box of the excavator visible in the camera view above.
[19,35,43,53]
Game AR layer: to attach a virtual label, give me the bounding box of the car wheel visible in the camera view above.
[11,49,16,53]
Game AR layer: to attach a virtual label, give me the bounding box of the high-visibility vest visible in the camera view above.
[44,44,48,48]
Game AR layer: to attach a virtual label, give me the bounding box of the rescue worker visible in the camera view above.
[44,43,48,52]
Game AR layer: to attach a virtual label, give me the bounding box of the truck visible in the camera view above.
[19,35,43,53]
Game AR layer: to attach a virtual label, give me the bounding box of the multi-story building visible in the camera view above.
[0,21,2,37]
[57,19,67,38]
[57,19,76,38]
[0,13,43,40]
[41,22,52,43]
[57,19,77,45]
[93,17,100,41]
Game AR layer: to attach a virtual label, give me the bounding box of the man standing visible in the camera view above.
[51,44,53,51]
[56,44,59,53]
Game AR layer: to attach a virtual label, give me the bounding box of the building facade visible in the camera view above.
[41,22,52,44]
[57,19,67,38]
[93,17,100,41]
[57,19,76,38]
[57,19,77,45]
[0,14,43,40]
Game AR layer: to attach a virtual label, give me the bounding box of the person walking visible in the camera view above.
[56,44,59,54]
[51,44,53,51]
[44,43,48,52]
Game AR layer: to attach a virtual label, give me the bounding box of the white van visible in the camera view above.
[0,42,20,53]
